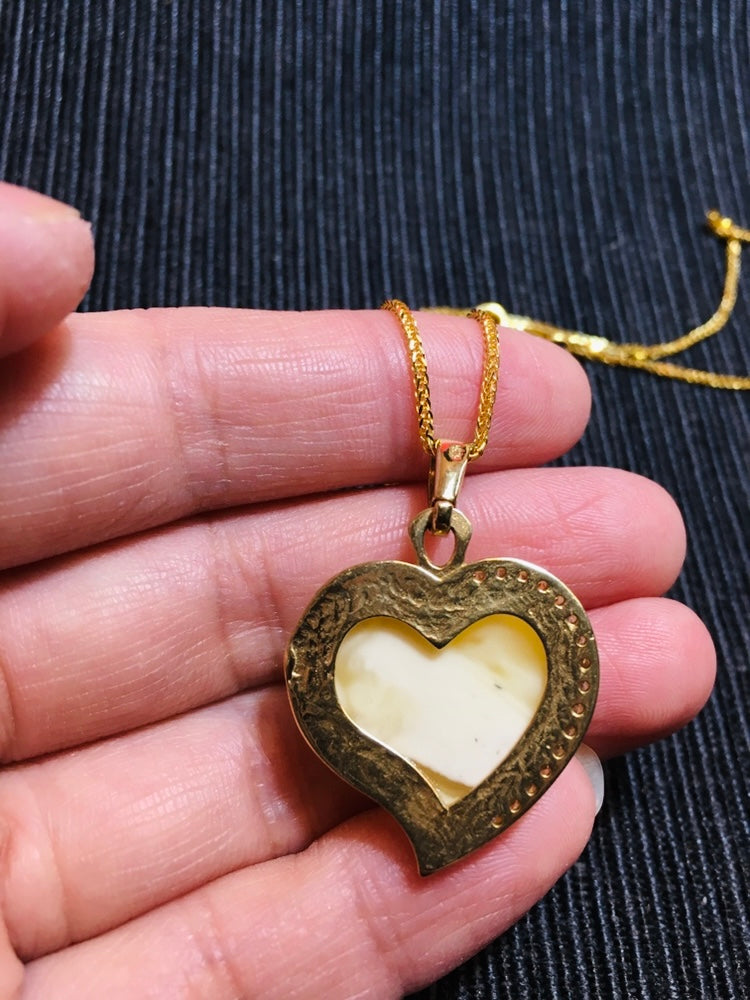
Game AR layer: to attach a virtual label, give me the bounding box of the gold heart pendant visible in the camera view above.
[288,302,602,871]
[286,506,599,874]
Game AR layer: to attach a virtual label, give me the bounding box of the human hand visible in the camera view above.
[0,183,715,998]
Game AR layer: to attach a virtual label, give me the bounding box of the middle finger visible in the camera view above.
[0,466,686,762]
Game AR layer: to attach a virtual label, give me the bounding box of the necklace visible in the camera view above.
[285,301,599,874]
[429,211,750,390]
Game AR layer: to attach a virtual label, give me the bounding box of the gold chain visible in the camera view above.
[381,299,500,460]
[428,211,750,390]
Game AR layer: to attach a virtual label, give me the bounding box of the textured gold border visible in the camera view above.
[286,556,599,874]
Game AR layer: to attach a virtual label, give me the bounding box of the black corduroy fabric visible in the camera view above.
[1,2,748,997]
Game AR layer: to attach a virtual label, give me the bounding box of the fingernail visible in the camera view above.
[0,181,83,222]
[575,743,604,814]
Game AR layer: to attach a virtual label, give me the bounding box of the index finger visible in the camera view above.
[0,308,590,568]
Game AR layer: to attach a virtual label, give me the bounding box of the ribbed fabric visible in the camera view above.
[1,2,748,997]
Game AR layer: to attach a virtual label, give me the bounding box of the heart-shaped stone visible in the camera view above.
[286,555,598,874]
[334,615,548,808]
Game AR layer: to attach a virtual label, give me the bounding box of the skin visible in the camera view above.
[0,182,715,999]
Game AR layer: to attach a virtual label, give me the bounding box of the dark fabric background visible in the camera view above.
[1,1,748,997]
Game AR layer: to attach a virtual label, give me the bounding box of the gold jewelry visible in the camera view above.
[286,302,599,874]
[429,210,750,390]
[382,299,500,460]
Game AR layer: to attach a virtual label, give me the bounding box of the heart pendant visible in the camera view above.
[286,505,599,874]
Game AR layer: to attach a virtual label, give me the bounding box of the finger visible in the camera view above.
[0,918,22,1000]
[0,307,591,568]
[585,597,716,758]
[0,467,686,761]
[0,183,93,357]
[1,688,367,961]
[22,762,596,999]
[2,595,713,961]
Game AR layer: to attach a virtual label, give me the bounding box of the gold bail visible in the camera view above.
[428,440,470,535]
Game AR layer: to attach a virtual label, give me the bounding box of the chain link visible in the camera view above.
[427,211,750,390]
[381,299,500,460]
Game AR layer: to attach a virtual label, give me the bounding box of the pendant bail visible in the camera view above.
[428,440,470,534]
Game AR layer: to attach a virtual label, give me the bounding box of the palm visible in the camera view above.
[0,184,714,999]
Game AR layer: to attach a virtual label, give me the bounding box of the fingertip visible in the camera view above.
[503,329,593,462]
[561,468,687,603]
[611,471,687,596]
[414,312,593,465]
[0,183,95,356]
[640,475,688,582]
[587,597,717,758]
[642,599,716,728]
[0,181,83,221]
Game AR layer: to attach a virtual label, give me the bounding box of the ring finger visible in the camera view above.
[3,591,713,963]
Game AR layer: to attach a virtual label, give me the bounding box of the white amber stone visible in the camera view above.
[334,614,548,807]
